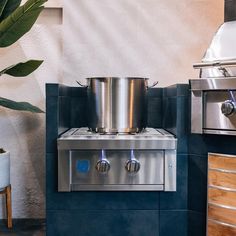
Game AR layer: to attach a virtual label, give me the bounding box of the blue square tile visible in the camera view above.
[71,87,87,97]
[188,210,206,236]
[46,83,71,97]
[188,154,207,212]
[160,210,188,236]
[160,154,188,210]
[46,96,59,153]
[163,84,189,98]
[177,137,188,154]
[47,210,159,236]
[188,134,207,156]
[148,97,162,128]
[176,84,189,97]
[162,97,177,135]
[70,97,88,127]
[148,88,163,98]
[46,83,60,97]
[189,134,236,156]
[58,96,71,133]
[163,85,177,98]
[176,96,190,137]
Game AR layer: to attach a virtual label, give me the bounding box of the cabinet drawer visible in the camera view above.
[208,187,236,208]
[208,203,236,225]
[208,170,236,190]
[209,154,236,171]
[208,220,236,236]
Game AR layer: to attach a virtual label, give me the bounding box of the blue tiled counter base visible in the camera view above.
[46,83,189,236]
[47,210,159,236]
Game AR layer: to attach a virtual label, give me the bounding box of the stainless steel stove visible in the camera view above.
[57,128,177,191]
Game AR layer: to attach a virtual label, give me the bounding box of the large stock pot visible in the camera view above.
[81,77,155,134]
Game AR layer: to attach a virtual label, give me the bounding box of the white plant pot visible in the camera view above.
[0,151,10,191]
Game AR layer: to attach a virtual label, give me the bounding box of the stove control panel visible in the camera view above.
[57,128,177,191]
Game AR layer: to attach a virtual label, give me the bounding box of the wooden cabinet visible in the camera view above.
[208,153,236,236]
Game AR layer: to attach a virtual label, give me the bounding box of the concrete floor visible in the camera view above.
[0,219,45,236]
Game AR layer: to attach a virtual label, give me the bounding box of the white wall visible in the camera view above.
[63,0,224,87]
[0,0,223,219]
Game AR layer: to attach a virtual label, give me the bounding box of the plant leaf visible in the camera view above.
[0,60,43,77]
[0,0,21,22]
[0,0,8,18]
[0,0,47,47]
[0,97,44,113]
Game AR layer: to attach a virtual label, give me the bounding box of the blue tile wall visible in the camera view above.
[162,97,177,135]
[160,210,188,236]
[188,154,207,213]
[47,210,159,236]
[46,83,209,236]
[162,84,190,154]
[188,211,206,236]
[70,96,88,128]
[163,84,189,98]
[46,83,71,97]
[189,133,236,156]
[147,97,162,127]
[46,84,71,153]
[46,96,59,153]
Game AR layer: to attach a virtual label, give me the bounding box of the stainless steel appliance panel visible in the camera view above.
[57,128,177,191]
[164,150,177,191]
[190,78,236,135]
[58,150,71,192]
[71,150,164,186]
[58,128,176,150]
[191,90,203,134]
[204,91,236,131]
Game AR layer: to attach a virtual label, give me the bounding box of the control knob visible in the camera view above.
[125,159,140,173]
[221,100,236,116]
[96,159,110,173]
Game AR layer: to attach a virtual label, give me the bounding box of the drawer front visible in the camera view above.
[208,187,236,208]
[208,203,236,225]
[208,220,236,236]
[208,170,236,189]
[209,154,236,171]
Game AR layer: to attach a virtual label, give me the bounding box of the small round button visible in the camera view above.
[96,159,110,173]
[221,100,236,116]
[125,159,140,173]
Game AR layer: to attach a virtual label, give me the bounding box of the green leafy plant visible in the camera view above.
[0,0,47,113]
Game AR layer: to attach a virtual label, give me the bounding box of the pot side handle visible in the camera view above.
[76,81,88,88]
[147,81,158,89]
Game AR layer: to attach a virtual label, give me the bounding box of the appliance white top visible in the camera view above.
[201,21,236,77]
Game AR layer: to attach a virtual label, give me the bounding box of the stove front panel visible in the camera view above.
[71,150,163,186]
[58,149,177,191]
[57,128,177,192]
